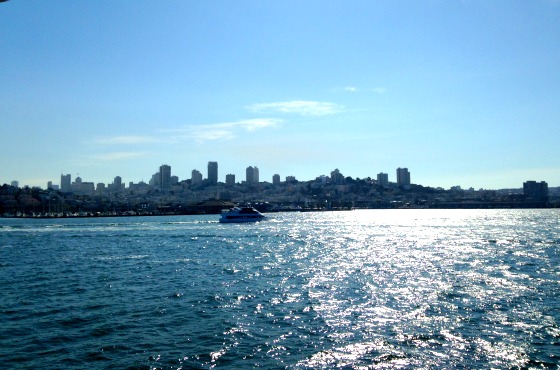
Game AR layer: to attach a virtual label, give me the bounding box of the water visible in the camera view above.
[1,209,559,369]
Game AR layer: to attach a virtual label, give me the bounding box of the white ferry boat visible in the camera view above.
[219,207,267,223]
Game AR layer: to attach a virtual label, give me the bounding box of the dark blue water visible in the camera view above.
[1,209,559,369]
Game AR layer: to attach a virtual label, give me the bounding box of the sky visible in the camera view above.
[1,1,559,190]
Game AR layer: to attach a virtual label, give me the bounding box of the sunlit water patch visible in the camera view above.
[1,210,559,368]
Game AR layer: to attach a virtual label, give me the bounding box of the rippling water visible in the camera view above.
[1,209,559,369]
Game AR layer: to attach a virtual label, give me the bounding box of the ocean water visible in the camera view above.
[1,209,559,369]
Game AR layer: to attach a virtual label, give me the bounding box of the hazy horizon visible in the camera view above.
[1,1,559,189]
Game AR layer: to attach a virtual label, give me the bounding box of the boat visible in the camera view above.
[219,207,267,223]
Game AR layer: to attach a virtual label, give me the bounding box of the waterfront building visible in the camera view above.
[246,166,259,183]
[61,174,71,192]
[208,161,218,185]
[226,174,235,186]
[396,168,411,189]
[159,164,171,192]
[523,181,548,201]
[377,172,389,187]
[191,169,203,185]
[272,174,280,185]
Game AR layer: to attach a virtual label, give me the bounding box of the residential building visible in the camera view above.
[191,170,203,185]
[149,172,160,187]
[377,172,389,187]
[246,166,259,183]
[159,164,171,192]
[208,161,218,185]
[96,183,106,193]
[396,168,411,188]
[226,174,235,186]
[61,174,71,192]
[114,176,123,192]
[523,181,548,201]
[272,174,280,185]
[331,169,345,184]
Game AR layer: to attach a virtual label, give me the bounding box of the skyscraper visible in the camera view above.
[396,168,411,188]
[208,161,218,185]
[159,165,171,192]
[61,174,71,192]
[191,169,203,185]
[114,176,122,190]
[377,172,389,187]
[246,166,259,183]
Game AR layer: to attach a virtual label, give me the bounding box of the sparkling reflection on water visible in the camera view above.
[0,209,559,368]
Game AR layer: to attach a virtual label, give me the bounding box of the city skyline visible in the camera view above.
[1,2,559,189]
[5,161,553,192]
[3,159,556,191]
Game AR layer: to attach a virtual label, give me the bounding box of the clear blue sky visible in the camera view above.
[1,1,559,190]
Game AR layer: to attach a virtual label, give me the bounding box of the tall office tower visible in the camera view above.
[523,181,549,201]
[226,174,235,186]
[114,176,123,192]
[396,168,411,188]
[61,174,71,192]
[191,169,203,185]
[159,164,171,192]
[208,161,218,185]
[377,172,389,187]
[272,174,280,185]
[246,166,259,183]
